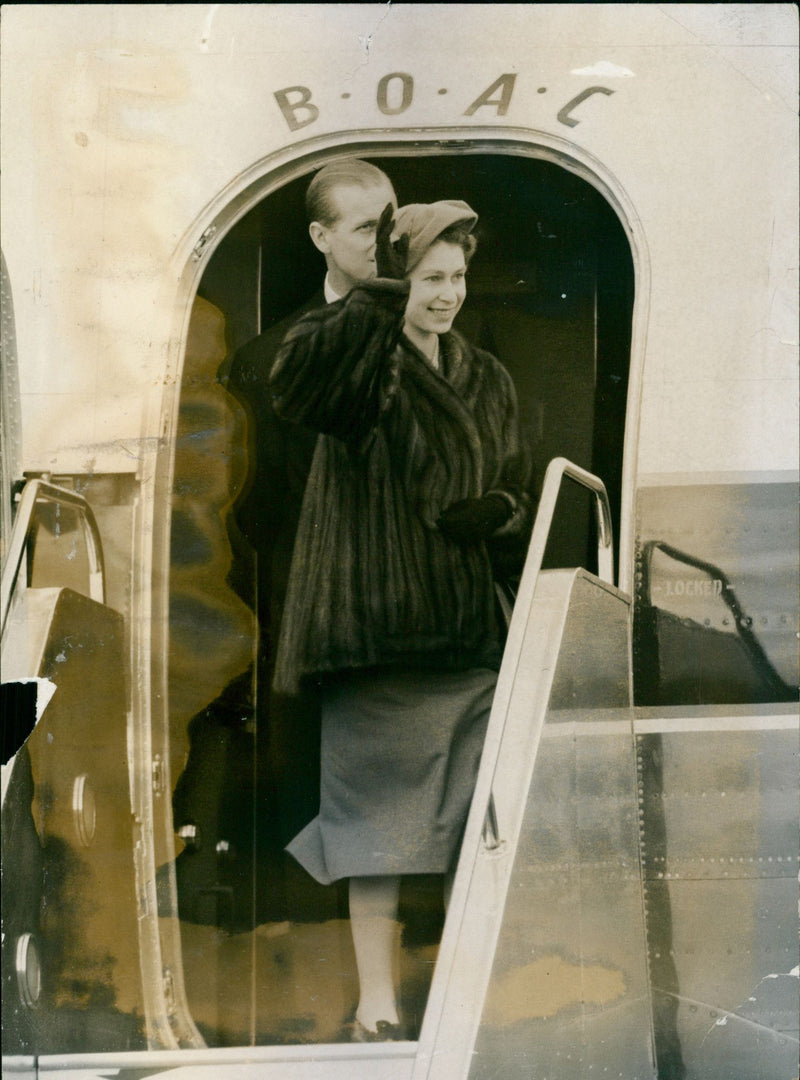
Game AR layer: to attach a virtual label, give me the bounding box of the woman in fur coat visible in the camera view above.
[269,199,532,1040]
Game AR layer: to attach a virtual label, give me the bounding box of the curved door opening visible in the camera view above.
[164,146,635,1047]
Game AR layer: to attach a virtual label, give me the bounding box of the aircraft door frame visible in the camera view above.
[161,123,649,589]
[139,124,650,1051]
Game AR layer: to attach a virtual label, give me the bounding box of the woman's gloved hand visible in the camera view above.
[375,203,410,280]
[437,493,512,544]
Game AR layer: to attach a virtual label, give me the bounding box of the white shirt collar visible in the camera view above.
[323,273,344,304]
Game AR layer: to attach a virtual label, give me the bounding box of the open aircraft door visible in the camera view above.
[1,240,205,1065]
[1,480,143,1054]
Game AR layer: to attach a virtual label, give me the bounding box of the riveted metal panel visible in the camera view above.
[456,573,654,1080]
[638,729,799,1078]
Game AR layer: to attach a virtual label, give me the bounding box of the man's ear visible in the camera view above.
[309,221,331,255]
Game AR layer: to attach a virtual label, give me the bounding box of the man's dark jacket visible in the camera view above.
[222,292,325,649]
[220,293,329,853]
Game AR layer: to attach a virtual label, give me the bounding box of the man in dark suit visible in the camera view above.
[222,160,398,920]
[226,161,397,667]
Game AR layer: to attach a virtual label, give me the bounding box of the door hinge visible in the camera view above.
[192,225,217,261]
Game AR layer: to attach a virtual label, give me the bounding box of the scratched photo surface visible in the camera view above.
[1,6,798,1080]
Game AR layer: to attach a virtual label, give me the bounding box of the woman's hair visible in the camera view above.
[436,225,478,264]
[305,159,392,226]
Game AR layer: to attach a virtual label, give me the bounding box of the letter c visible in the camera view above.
[557,86,614,128]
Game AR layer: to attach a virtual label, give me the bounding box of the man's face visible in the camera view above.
[310,181,396,293]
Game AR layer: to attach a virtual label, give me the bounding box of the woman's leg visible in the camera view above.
[349,875,401,1030]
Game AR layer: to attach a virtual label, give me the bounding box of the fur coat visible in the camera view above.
[269,280,532,693]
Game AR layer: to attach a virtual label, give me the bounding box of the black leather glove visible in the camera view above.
[375,203,410,280]
[437,494,512,544]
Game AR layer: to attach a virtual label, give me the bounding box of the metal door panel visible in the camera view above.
[2,588,145,1054]
[418,569,653,1079]
[638,727,799,1076]
[468,729,653,1079]
[664,993,799,1080]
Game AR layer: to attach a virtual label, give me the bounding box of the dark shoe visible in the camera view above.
[348,1018,406,1042]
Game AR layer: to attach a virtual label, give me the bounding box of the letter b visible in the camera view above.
[274,86,320,132]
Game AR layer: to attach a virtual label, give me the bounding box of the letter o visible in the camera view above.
[377,72,414,116]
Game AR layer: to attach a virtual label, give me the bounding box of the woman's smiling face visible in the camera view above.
[404,241,467,341]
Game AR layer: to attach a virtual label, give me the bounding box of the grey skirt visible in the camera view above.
[286,666,497,884]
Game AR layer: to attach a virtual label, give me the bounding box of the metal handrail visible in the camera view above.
[480,458,614,852]
[0,479,106,638]
[640,538,791,700]
[527,456,615,588]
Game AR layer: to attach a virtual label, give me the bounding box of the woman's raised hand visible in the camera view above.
[375,203,409,280]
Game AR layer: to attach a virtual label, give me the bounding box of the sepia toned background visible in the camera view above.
[1,5,797,1078]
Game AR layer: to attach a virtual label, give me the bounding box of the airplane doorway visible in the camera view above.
[165,147,635,1046]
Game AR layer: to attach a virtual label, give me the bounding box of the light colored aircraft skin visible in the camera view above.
[1,6,797,1079]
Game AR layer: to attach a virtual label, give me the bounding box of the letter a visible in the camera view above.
[274,86,320,132]
[464,74,517,117]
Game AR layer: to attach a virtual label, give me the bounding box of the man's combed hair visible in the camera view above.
[306,159,392,226]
